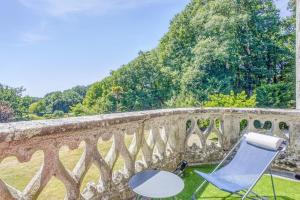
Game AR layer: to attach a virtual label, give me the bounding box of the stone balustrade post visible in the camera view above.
[222,113,241,150]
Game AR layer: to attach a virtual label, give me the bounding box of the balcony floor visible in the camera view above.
[170,165,300,200]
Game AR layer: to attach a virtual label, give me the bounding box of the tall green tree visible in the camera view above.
[183,0,286,99]
[0,84,35,121]
[81,0,293,113]
[80,51,174,113]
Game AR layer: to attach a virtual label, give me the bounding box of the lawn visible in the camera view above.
[170,165,300,200]
[0,135,299,200]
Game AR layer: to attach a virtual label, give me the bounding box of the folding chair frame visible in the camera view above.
[192,136,286,200]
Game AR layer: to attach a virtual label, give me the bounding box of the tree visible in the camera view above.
[188,0,286,97]
[81,51,174,113]
[256,83,295,108]
[110,51,174,111]
[81,0,291,113]
[166,93,201,108]
[0,102,14,123]
[29,100,47,116]
[0,83,34,121]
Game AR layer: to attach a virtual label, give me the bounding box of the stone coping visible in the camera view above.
[0,107,299,143]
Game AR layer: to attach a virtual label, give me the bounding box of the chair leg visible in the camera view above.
[242,168,276,200]
[269,169,277,200]
[192,180,207,200]
[242,188,252,200]
[239,190,263,200]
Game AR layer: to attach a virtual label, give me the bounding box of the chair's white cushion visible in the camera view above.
[245,132,284,151]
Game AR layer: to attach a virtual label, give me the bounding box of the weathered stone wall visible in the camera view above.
[0,108,299,200]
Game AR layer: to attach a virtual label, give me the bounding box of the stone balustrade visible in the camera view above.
[0,108,299,200]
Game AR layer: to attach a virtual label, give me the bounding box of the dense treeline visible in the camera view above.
[0,84,87,122]
[0,0,296,122]
[73,0,296,115]
[29,86,87,117]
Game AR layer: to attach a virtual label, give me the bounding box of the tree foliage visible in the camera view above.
[78,0,295,114]
[256,83,294,108]
[29,86,88,117]
[0,84,36,121]
[79,51,174,114]
[204,91,256,108]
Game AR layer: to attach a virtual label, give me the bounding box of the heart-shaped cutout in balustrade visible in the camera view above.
[253,120,273,130]
[186,133,202,148]
[206,118,223,147]
[152,127,168,162]
[111,154,126,177]
[278,121,290,139]
[159,126,169,144]
[197,118,211,133]
[197,119,214,137]
[37,177,66,200]
[134,130,153,169]
[186,119,193,133]
[214,118,222,130]
[123,128,137,158]
[206,131,219,146]
[80,164,101,193]
[0,150,44,196]
[144,129,154,148]
[97,137,114,159]
[98,135,130,179]
[59,141,86,172]
[240,119,249,132]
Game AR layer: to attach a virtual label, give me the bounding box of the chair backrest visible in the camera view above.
[214,138,280,188]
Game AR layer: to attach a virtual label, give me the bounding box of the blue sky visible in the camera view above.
[0,0,291,97]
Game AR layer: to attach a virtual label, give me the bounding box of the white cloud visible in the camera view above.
[22,32,48,43]
[18,0,169,16]
[20,22,49,44]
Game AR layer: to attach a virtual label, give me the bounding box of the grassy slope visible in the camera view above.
[0,138,299,200]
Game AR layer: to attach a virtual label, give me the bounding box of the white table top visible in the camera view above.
[128,170,184,198]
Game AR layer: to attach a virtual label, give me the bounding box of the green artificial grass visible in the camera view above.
[164,165,300,200]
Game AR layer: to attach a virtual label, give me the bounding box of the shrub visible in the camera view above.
[53,110,65,118]
[166,93,201,108]
[204,91,256,108]
[71,104,95,116]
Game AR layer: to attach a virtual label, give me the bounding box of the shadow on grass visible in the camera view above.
[192,180,295,200]
[197,195,295,200]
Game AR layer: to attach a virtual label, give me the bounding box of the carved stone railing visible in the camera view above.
[0,108,299,200]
